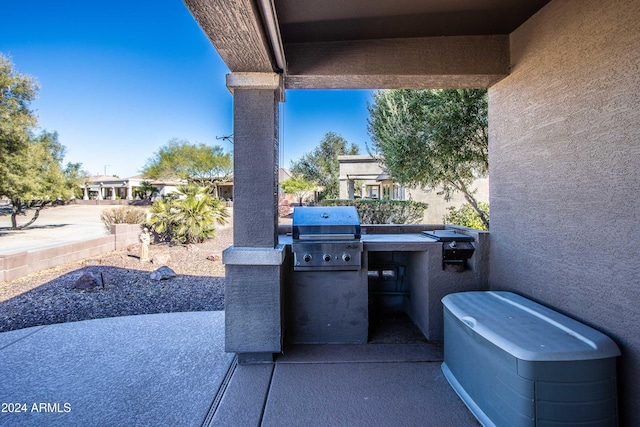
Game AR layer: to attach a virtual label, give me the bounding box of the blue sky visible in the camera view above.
[0,0,373,179]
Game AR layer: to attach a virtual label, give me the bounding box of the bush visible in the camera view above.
[148,185,229,244]
[100,206,147,230]
[321,199,428,224]
[443,202,489,230]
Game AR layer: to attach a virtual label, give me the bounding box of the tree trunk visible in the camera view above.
[463,193,490,230]
[453,179,490,230]
[10,212,18,229]
[10,200,48,230]
[10,200,21,229]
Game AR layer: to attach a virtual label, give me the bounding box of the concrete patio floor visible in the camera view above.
[0,311,479,427]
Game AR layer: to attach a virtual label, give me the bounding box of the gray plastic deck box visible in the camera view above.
[442,291,620,427]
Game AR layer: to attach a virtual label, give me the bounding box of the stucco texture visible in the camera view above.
[488,0,640,423]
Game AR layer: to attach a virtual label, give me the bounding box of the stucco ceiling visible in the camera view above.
[184,0,552,89]
[275,0,552,43]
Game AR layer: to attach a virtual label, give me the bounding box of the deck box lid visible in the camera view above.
[442,291,621,361]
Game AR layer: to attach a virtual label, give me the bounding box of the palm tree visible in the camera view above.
[136,181,158,200]
[148,185,229,244]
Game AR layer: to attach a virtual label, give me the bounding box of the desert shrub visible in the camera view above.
[443,202,490,230]
[148,185,229,244]
[321,199,428,224]
[100,206,148,230]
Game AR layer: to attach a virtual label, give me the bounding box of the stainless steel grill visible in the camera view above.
[421,229,475,270]
[292,206,363,271]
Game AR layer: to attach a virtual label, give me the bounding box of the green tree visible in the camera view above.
[4,131,77,229]
[443,202,490,231]
[148,185,229,244]
[0,54,38,172]
[0,53,38,218]
[142,138,232,191]
[63,162,90,199]
[0,55,82,229]
[368,89,489,229]
[291,131,359,200]
[280,175,315,205]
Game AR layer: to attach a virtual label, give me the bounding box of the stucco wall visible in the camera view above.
[406,178,488,224]
[488,0,640,423]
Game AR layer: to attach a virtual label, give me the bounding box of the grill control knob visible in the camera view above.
[303,254,312,263]
[323,254,332,262]
[342,253,352,262]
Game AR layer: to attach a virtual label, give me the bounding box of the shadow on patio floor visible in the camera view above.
[0,311,479,427]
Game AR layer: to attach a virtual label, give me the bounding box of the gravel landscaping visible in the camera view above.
[0,224,232,333]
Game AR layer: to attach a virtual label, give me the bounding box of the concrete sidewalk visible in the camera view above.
[0,312,478,427]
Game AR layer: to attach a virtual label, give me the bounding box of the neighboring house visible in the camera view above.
[216,181,233,200]
[81,175,186,201]
[81,174,236,202]
[278,168,293,183]
[338,155,488,223]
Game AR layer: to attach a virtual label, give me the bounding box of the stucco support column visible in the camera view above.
[227,72,283,247]
[111,187,116,200]
[83,187,89,200]
[223,72,285,362]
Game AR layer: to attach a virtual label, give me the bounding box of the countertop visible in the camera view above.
[278,233,440,251]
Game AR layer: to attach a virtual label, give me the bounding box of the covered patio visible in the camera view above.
[183,0,639,425]
[0,312,478,426]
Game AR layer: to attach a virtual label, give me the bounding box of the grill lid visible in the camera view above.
[292,206,361,240]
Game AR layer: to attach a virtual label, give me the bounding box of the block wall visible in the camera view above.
[0,224,142,283]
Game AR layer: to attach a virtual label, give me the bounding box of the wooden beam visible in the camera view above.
[284,35,509,89]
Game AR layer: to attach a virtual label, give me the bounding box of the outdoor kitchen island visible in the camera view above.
[280,220,489,345]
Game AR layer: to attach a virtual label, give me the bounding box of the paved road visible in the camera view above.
[0,205,116,255]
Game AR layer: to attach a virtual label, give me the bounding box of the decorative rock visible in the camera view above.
[150,266,177,281]
[72,272,101,291]
[152,254,171,266]
[127,243,141,253]
[206,254,221,262]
